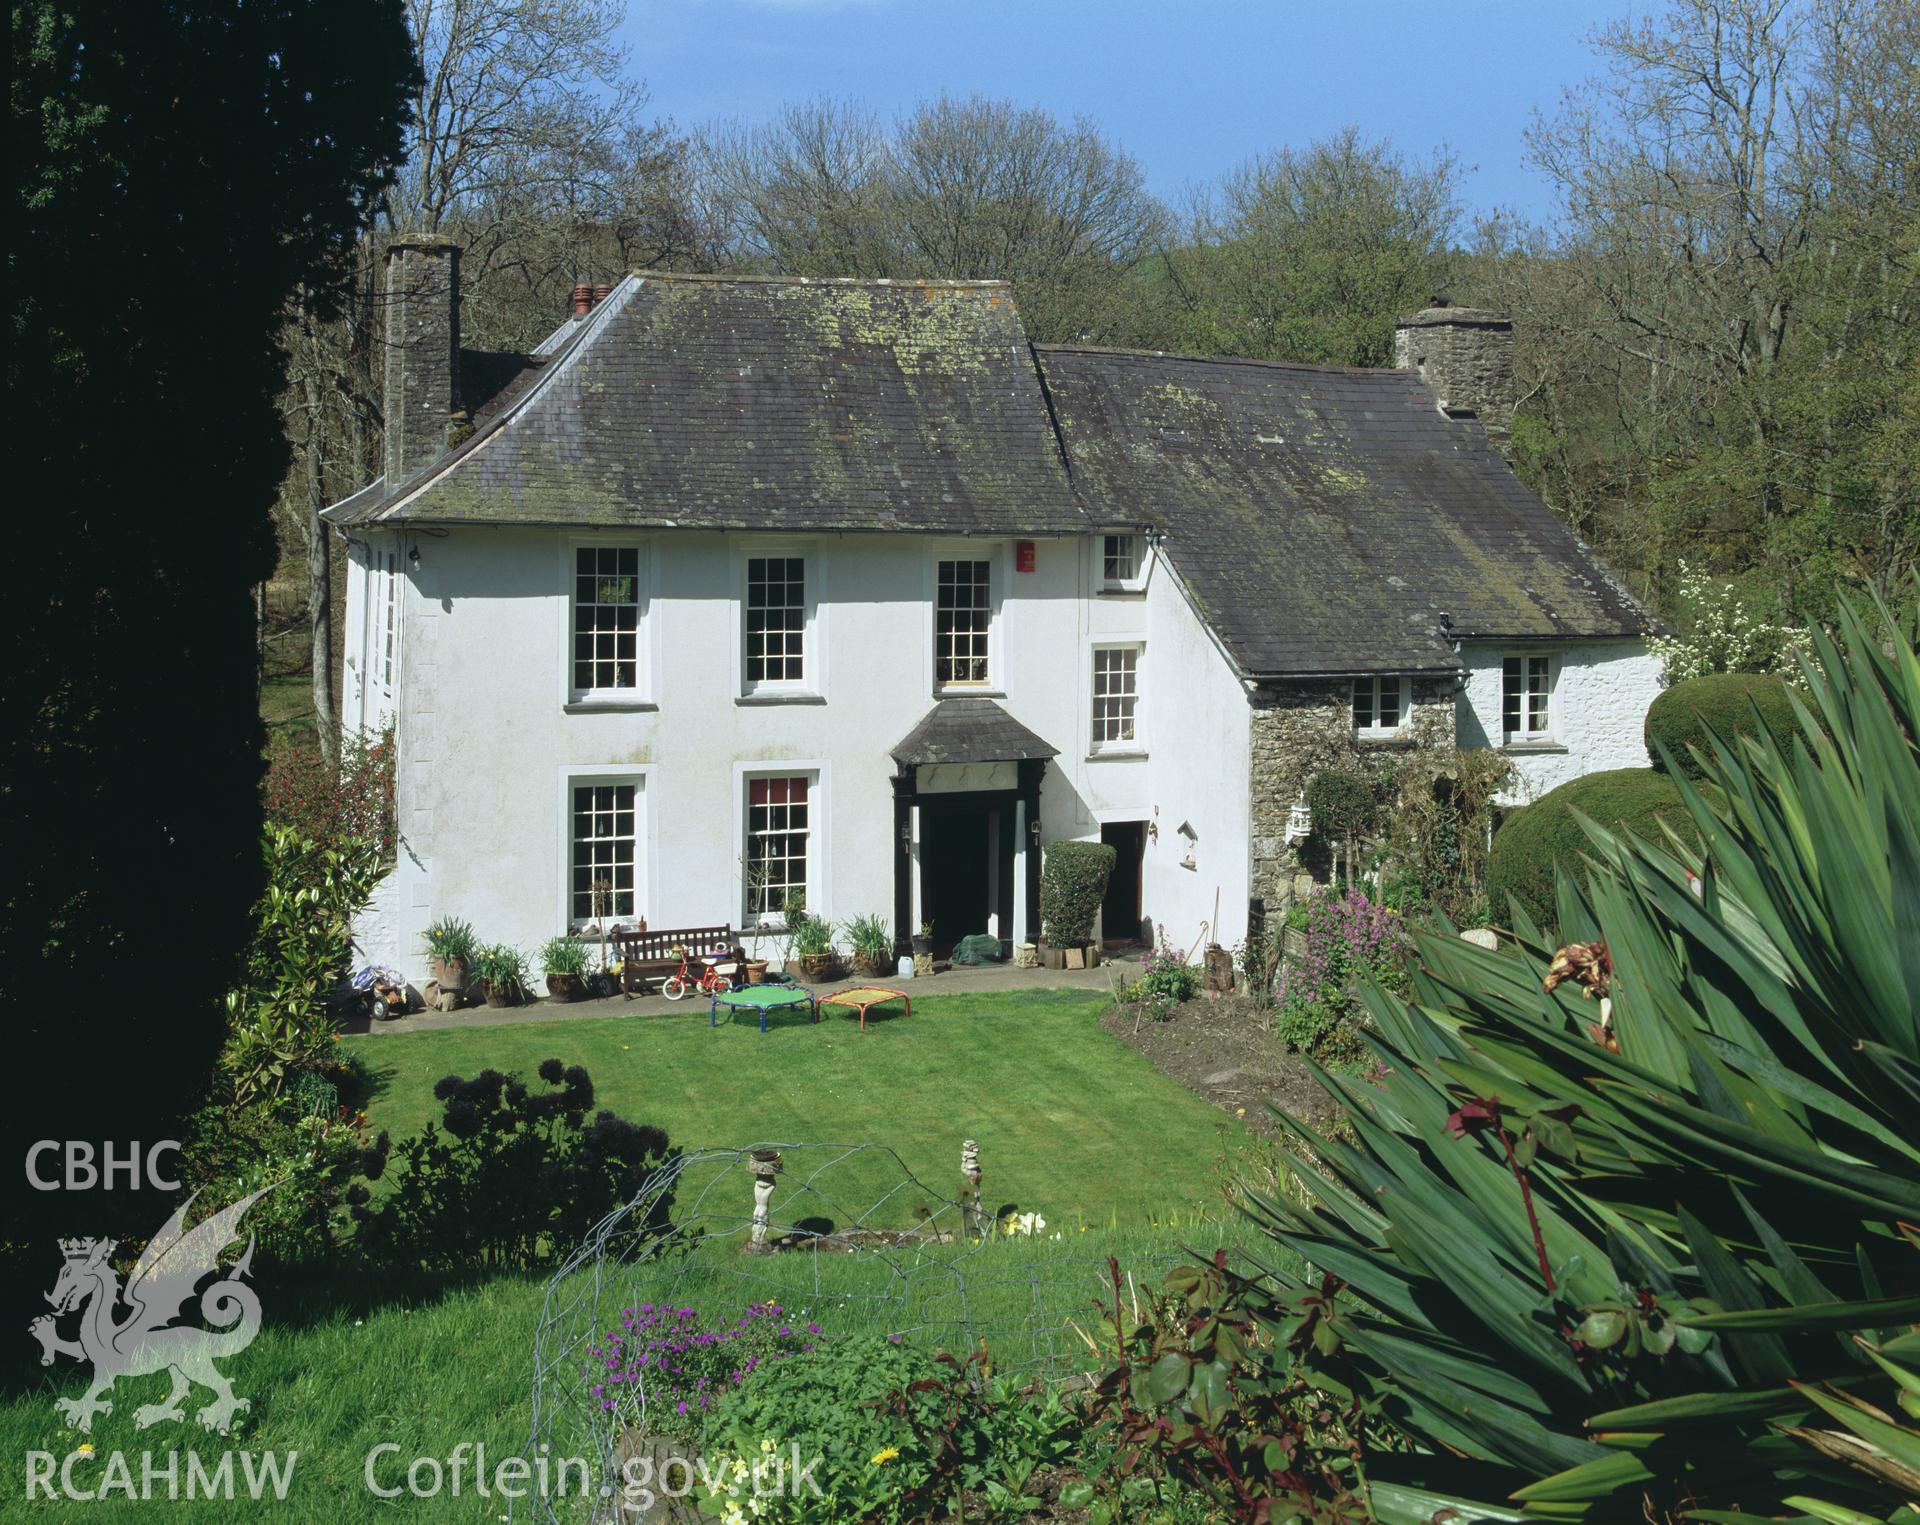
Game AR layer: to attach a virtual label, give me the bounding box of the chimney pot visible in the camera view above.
[592,282,613,305]
[572,284,594,316]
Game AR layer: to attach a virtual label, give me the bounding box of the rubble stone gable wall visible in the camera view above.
[1247,675,1456,913]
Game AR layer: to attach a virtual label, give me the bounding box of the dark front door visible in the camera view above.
[1100,820,1147,945]
[919,793,1017,958]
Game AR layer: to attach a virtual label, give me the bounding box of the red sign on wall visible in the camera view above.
[1015,540,1035,573]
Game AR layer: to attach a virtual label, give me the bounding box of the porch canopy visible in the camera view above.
[889,700,1057,957]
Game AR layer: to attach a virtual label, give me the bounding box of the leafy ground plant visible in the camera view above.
[1272,889,1405,1068]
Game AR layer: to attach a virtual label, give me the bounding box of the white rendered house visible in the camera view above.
[330,242,1660,979]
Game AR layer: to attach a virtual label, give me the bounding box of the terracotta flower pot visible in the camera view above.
[431,954,469,992]
[744,960,769,985]
[545,972,583,1003]
[800,953,839,981]
[482,981,519,1009]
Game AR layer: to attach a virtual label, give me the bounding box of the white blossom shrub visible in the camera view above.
[1646,560,1813,685]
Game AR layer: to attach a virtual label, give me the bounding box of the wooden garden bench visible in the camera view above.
[611,924,740,995]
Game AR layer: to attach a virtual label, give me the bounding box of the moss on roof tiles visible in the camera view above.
[1035,346,1651,675]
[372,274,1086,534]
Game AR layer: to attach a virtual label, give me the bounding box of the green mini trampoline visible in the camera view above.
[709,982,819,1032]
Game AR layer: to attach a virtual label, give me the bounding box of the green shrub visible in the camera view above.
[1645,670,1805,778]
[219,826,386,1108]
[178,1099,389,1268]
[1486,768,1687,927]
[262,722,396,859]
[1219,598,1920,1520]
[1303,767,1377,843]
[1039,839,1116,946]
[710,1336,1006,1513]
[357,1060,674,1273]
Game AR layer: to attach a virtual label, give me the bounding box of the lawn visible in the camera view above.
[3,990,1265,1520]
[345,989,1242,1229]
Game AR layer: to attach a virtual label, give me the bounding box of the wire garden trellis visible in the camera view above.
[520,1141,1197,1522]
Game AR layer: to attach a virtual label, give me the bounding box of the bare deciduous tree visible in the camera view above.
[696,93,1170,343]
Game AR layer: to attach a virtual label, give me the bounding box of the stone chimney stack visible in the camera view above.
[383,235,463,486]
[1393,299,1513,448]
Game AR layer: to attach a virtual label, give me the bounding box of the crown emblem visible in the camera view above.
[59,1237,112,1263]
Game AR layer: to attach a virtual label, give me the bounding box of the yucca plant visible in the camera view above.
[1236,599,1920,1522]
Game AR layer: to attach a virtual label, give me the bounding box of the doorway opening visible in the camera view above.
[918,794,1016,959]
[1100,820,1147,947]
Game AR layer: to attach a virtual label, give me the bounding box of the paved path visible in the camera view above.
[352,956,1140,1036]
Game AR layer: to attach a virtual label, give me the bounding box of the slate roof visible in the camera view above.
[334,272,1088,534]
[459,348,547,429]
[891,700,1059,767]
[1036,346,1654,676]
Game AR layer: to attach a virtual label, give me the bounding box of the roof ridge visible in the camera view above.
[1036,343,1416,379]
[630,270,1014,291]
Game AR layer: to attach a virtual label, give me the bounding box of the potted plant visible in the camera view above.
[845,913,893,976]
[1040,840,1117,969]
[472,943,529,1008]
[911,920,934,958]
[423,917,477,996]
[540,936,590,1002]
[786,895,840,981]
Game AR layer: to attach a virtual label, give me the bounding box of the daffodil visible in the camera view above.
[75,1443,94,1456]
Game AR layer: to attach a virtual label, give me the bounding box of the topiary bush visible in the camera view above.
[1645,670,1804,778]
[1486,768,1687,928]
[1303,768,1377,844]
[1040,839,1116,946]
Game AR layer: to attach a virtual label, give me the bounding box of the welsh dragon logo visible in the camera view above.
[28,1188,270,1435]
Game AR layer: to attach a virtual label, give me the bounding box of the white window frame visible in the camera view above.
[1352,674,1411,738]
[738,542,820,698]
[557,766,652,933]
[930,543,1003,694]
[1100,532,1146,592]
[733,763,828,929]
[562,535,652,709]
[1502,652,1556,744]
[380,551,399,697]
[1090,641,1146,754]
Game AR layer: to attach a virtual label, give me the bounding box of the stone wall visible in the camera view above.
[1247,676,1456,914]
[1393,307,1514,446]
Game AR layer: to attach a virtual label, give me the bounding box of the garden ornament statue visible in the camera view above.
[748,1150,783,1250]
[960,1139,985,1243]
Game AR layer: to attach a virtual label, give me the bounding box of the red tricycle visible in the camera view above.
[660,946,737,1000]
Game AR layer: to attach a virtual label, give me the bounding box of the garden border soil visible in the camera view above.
[1102,994,1342,1133]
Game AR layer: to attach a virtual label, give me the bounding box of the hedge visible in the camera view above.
[1645,671,1804,778]
[1486,768,1689,928]
[1040,839,1117,946]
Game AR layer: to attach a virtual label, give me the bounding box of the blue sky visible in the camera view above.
[625,0,1637,224]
